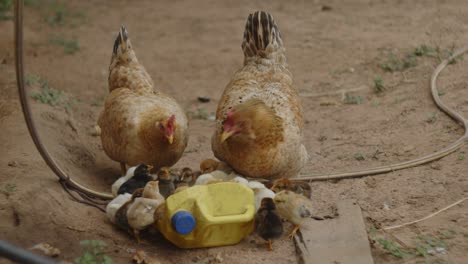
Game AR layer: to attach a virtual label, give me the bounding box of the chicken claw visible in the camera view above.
[266,240,273,251]
[133,229,141,244]
[288,225,300,240]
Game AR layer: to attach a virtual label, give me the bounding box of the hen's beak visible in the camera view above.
[166,135,174,145]
[221,131,234,143]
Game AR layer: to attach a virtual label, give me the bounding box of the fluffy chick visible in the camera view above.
[274,190,312,239]
[111,165,138,196]
[157,167,175,198]
[176,167,197,187]
[127,181,165,242]
[106,193,132,223]
[200,159,232,174]
[194,170,231,185]
[117,164,154,195]
[270,178,312,199]
[249,181,276,211]
[255,198,283,251]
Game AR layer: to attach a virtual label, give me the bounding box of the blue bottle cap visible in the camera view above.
[171,211,196,235]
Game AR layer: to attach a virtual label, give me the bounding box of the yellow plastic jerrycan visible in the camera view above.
[157,182,255,248]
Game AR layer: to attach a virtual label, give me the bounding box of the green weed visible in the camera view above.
[49,35,80,54]
[413,44,437,57]
[75,240,112,264]
[354,153,365,161]
[0,0,12,20]
[1,183,17,197]
[28,74,77,111]
[380,52,417,72]
[343,94,363,105]
[376,238,411,258]
[373,76,385,93]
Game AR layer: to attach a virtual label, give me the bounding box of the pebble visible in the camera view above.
[8,161,18,167]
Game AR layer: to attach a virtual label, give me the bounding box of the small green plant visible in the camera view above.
[75,240,112,264]
[49,35,80,54]
[376,238,410,258]
[458,152,465,161]
[380,52,417,72]
[373,76,385,93]
[354,153,365,161]
[1,183,17,197]
[413,44,436,57]
[25,74,42,86]
[343,94,363,105]
[0,0,12,20]
[28,74,77,111]
[31,80,62,106]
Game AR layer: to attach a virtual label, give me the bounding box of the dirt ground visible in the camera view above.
[1,0,467,263]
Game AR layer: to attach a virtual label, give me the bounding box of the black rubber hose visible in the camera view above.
[0,241,56,264]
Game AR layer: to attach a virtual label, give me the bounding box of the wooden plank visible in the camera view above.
[294,199,374,264]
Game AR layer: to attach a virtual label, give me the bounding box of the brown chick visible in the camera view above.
[157,167,175,199]
[270,178,312,199]
[177,167,198,187]
[273,190,312,239]
[255,198,283,251]
[98,25,188,175]
[211,11,308,179]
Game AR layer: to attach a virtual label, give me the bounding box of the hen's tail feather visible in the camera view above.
[113,25,129,55]
[242,11,283,58]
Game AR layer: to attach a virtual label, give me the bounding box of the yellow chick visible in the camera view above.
[126,181,165,242]
[273,190,312,239]
[194,170,231,185]
[199,159,232,174]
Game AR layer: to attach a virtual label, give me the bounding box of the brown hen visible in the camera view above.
[211,11,308,179]
[98,26,188,174]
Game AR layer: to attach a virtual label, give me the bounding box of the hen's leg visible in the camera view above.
[288,225,300,239]
[265,240,273,251]
[120,162,126,175]
[133,229,141,244]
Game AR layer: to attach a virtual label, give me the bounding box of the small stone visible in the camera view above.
[430,163,442,170]
[8,161,18,167]
[198,97,210,103]
[321,5,333,11]
[383,203,390,211]
[435,247,446,254]
[214,253,223,263]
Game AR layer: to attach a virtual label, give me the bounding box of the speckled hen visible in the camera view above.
[98,26,188,174]
[211,11,308,179]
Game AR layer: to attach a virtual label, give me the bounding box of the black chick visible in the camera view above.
[117,164,154,195]
[157,167,175,199]
[255,197,284,251]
